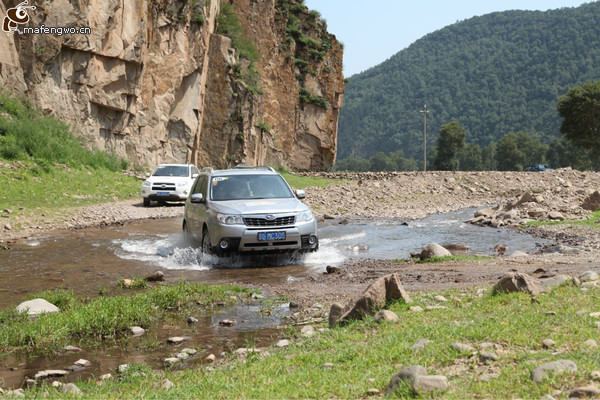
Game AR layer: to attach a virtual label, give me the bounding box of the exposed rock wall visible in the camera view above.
[0,0,343,170]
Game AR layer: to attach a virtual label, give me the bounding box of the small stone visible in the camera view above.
[434,295,448,302]
[181,348,197,355]
[99,374,112,381]
[366,388,381,396]
[374,310,398,322]
[74,359,91,367]
[412,375,449,394]
[176,352,189,360]
[590,371,600,380]
[326,265,340,274]
[187,316,199,324]
[61,383,82,396]
[251,293,264,300]
[569,386,600,398]
[579,271,600,282]
[164,357,180,366]
[542,339,556,348]
[409,306,424,312]
[167,336,191,344]
[117,364,129,374]
[584,339,597,347]
[451,343,475,354]
[301,325,315,337]
[479,352,499,362]
[410,338,431,352]
[204,354,216,363]
[289,301,301,308]
[276,339,289,347]
[162,379,174,390]
[322,363,334,368]
[531,359,577,383]
[63,345,82,352]
[130,326,145,336]
[219,319,236,327]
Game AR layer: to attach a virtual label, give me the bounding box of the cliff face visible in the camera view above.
[0,0,343,171]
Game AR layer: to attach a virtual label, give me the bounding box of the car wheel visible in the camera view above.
[143,198,151,207]
[202,229,213,255]
[183,221,194,243]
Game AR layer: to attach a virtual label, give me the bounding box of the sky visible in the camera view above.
[304,0,591,77]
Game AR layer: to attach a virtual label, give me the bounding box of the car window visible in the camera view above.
[153,165,189,177]
[191,166,200,176]
[210,175,293,201]
[191,176,207,196]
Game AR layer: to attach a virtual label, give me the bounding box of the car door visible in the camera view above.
[187,175,208,239]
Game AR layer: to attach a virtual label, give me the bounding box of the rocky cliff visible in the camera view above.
[0,0,343,171]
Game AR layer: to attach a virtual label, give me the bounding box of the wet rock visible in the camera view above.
[325,265,340,274]
[493,272,548,296]
[204,354,216,363]
[329,273,412,328]
[531,359,577,383]
[145,271,164,282]
[16,299,60,316]
[289,301,301,308]
[219,319,237,327]
[187,316,199,324]
[74,359,92,367]
[63,345,82,352]
[167,336,191,344]
[419,243,452,260]
[176,352,190,360]
[164,357,180,366]
[34,370,69,380]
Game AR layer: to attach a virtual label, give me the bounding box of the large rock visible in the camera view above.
[493,272,547,296]
[420,243,452,260]
[530,360,577,383]
[581,191,600,211]
[16,299,60,316]
[329,273,412,328]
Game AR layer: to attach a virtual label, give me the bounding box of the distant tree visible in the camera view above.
[557,80,600,169]
[458,143,484,171]
[546,136,595,170]
[370,152,396,171]
[481,142,497,170]
[388,150,418,171]
[433,121,466,171]
[497,132,527,170]
[333,157,370,172]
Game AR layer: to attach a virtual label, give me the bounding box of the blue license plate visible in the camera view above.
[258,231,286,241]
[157,192,169,196]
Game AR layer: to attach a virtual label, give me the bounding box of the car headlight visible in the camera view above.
[296,210,314,222]
[142,180,151,187]
[217,213,244,225]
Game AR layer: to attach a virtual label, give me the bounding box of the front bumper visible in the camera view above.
[210,219,318,254]
[141,188,188,202]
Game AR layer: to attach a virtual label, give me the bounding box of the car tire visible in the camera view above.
[202,229,213,255]
[143,198,151,207]
[183,221,194,244]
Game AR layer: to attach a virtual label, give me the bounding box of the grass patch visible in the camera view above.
[23,284,600,398]
[524,210,600,228]
[0,161,140,230]
[0,282,255,354]
[279,171,345,189]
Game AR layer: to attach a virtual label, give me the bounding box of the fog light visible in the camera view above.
[308,235,317,245]
[219,239,230,249]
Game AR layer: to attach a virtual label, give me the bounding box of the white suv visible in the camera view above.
[141,164,200,207]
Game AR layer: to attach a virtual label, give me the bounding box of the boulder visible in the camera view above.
[420,243,452,260]
[385,365,428,397]
[581,191,600,211]
[329,273,412,328]
[16,299,60,316]
[530,360,577,383]
[493,272,547,296]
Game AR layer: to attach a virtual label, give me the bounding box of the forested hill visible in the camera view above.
[337,2,600,162]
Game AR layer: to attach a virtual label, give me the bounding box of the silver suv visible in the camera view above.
[183,166,318,256]
[141,164,200,207]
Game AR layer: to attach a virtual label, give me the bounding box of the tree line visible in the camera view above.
[334,80,600,172]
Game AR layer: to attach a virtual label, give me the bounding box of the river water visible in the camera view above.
[0,208,547,387]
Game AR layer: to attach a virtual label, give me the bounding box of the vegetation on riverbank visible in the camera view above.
[18,283,600,399]
[0,282,255,355]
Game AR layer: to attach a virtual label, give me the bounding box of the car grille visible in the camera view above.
[244,216,295,226]
[151,182,176,191]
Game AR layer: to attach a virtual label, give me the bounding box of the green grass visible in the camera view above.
[279,170,345,189]
[0,282,255,354]
[525,210,600,228]
[21,284,600,398]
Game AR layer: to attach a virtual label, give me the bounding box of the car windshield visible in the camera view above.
[210,174,294,201]
[153,165,189,177]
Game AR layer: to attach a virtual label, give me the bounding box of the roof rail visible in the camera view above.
[233,164,275,172]
[201,167,214,173]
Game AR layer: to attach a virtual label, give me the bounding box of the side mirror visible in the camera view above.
[192,173,199,179]
[145,172,150,177]
[190,193,205,203]
[295,189,306,199]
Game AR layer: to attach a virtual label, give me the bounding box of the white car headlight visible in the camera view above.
[142,180,151,187]
[296,210,314,222]
[217,213,244,225]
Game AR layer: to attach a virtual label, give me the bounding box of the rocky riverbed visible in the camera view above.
[2,169,600,308]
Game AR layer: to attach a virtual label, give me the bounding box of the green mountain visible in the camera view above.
[337,2,600,162]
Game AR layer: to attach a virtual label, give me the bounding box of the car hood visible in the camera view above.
[210,198,309,215]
